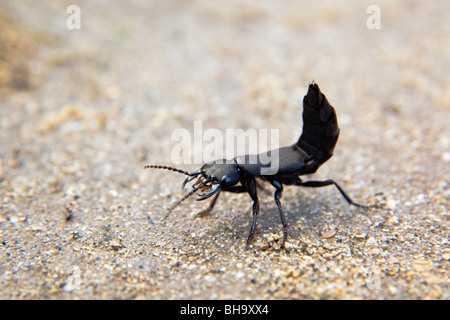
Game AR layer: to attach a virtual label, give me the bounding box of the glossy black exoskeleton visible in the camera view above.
[145,82,374,248]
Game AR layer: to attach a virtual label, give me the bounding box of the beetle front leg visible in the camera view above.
[245,178,259,247]
[247,198,260,246]
[196,191,221,217]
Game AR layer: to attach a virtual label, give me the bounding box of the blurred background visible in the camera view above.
[0,0,449,299]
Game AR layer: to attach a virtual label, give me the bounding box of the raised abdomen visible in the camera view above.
[296,83,340,166]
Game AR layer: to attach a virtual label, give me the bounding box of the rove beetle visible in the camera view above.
[145,82,374,248]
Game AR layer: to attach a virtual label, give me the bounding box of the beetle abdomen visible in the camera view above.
[296,82,339,166]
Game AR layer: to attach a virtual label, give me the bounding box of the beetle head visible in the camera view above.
[182,161,241,201]
[144,161,240,213]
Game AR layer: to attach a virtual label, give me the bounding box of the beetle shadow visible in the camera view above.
[211,190,372,250]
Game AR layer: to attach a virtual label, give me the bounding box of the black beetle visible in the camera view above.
[145,82,374,248]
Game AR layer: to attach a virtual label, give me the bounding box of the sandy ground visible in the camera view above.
[0,1,449,299]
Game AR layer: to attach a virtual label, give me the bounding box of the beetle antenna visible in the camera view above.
[144,165,192,176]
[167,181,209,213]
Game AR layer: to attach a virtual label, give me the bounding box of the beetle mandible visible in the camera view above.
[145,82,374,248]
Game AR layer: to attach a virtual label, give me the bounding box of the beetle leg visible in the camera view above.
[195,191,221,217]
[196,185,248,217]
[245,178,259,247]
[297,179,376,209]
[270,180,288,248]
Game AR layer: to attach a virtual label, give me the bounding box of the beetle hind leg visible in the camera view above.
[297,179,376,209]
